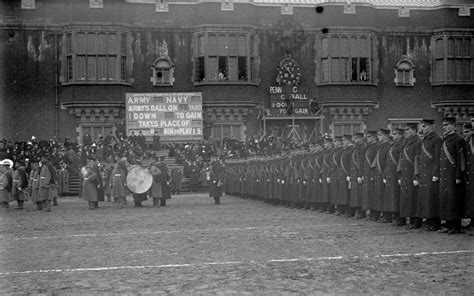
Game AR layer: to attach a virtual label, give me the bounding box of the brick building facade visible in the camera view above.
[1,0,473,144]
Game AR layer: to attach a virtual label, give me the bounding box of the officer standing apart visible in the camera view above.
[439,117,469,234]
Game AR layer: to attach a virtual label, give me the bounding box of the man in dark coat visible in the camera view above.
[331,136,343,215]
[157,156,171,206]
[209,159,225,204]
[350,133,366,218]
[463,122,473,229]
[398,123,422,229]
[374,128,392,222]
[339,135,354,216]
[438,117,469,234]
[416,119,442,231]
[362,131,378,220]
[383,128,405,225]
[321,137,333,213]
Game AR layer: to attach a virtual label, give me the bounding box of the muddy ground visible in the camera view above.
[1,193,473,295]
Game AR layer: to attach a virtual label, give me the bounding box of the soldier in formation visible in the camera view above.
[224,117,472,234]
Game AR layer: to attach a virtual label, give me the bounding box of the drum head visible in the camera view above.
[126,165,153,194]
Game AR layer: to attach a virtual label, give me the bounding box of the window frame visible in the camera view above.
[431,31,474,85]
[151,57,175,87]
[62,28,131,85]
[315,31,377,86]
[394,57,416,87]
[193,28,259,86]
[331,121,364,137]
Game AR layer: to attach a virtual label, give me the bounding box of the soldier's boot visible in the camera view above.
[36,202,43,210]
[326,204,335,214]
[53,197,58,206]
[106,195,112,202]
[118,197,125,209]
[152,198,159,207]
[44,200,51,212]
[160,199,166,206]
[88,201,95,210]
[95,201,99,208]
[214,196,220,205]
[14,201,24,210]
[4,202,9,209]
[134,201,142,207]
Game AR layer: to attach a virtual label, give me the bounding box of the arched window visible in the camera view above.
[151,56,174,86]
[394,57,415,86]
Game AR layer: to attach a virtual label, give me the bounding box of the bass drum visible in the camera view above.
[126,165,153,194]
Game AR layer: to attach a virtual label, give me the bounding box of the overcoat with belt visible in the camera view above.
[399,135,422,218]
[416,131,441,219]
[383,138,404,213]
[439,132,468,220]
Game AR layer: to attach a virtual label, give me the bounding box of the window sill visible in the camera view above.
[431,82,474,86]
[62,81,133,86]
[193,81,259,86]
[317,81,378,86]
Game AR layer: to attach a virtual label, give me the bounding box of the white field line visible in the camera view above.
[11,224,358,241]
[1,250,472,276]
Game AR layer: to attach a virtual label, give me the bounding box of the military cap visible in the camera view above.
[366,130,378,136]
[333,136,343,141]
[343,134,353,141]
[87,154,96,161]
[323,136,333,142]
[463,123,473,130]
[421,118,435,125]
[405,123,419,130]
[353,132,364,138]
[392,127,404,134]
[379,128,391,135]
[443,117,456,124]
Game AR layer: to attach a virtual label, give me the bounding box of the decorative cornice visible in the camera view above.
[62,102,124,122]
[203,101,257,121]
[432,101,474,118]
[321,101,379,120]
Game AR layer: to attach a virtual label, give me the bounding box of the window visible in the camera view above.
[332,121,363,137]
[151,57,174,86]
[394,57,415,86]
[316,33,376,84]
[193,31,258,84]
[63,30,130,84]
[211,123,243,142]
[388,118,422,130]
[432,33,474,85]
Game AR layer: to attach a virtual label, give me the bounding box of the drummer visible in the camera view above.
[132,159,148,207]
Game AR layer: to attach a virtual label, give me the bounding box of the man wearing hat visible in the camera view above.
[374,128,392,223]
[399,123,422,229]
[439,117,469,234]
[384,128,405,225]
[463,122,473,230]
[362,131,378,220]
[12,159,28,210]
[0,159,13,208]
[329,136,343,215]
[416,119,442,231]
[339,135,355,216]
[39,155,57,212]
[350,132,366,218]
[319,136,333,212]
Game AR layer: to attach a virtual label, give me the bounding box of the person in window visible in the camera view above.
[218,69,225,80]
[359,70,367,81]
[82,132,92,147]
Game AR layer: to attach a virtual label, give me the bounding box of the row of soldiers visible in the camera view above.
[0,156,70,211]
[223,117,473,234]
